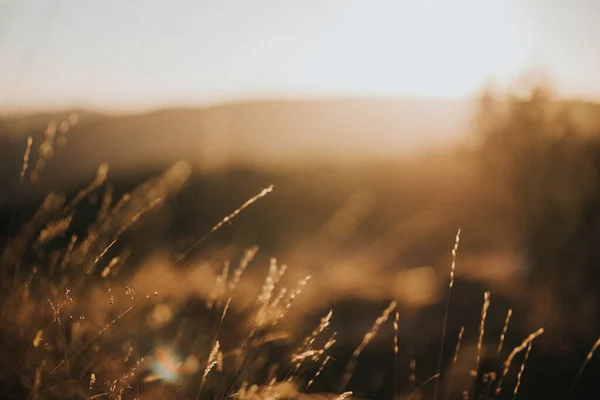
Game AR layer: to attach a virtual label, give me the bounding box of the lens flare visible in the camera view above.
[151,346,183,383]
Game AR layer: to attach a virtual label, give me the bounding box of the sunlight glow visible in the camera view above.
[0,0,552,111]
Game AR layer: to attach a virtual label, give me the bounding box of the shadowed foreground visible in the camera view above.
[1,88,600,399]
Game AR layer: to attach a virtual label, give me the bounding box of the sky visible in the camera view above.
[1,0,599,112]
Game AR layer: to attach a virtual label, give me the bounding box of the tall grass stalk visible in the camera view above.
[434,229,461,400]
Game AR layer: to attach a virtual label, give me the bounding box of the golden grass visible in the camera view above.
[474,292,491,376]
[339,301,397,391]
[493,328,544,399]
[306,355,330,390]
[445,326,464,400]
[434,229,460,400]
[394,309,400,397]
[409,358,417,387]
[2,127,600,399]
[512,342,532,400]
[497,309,512,354]
[177,185,274,262]
[20,136,33,183]
[567,334,600,397]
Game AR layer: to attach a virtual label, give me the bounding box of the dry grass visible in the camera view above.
[497,309,512,355]
[445,326,464,400]
[493,328,544,399]
[473,292,491,380]
[338,301,397,392]
[2,122,600,399]
[434,229,460,400]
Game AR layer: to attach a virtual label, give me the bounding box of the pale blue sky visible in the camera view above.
[1,0,599,112]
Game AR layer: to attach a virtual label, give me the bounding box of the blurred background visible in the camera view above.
[2,1,600,399]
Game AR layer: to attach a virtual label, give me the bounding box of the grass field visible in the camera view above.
[1,87,600,399]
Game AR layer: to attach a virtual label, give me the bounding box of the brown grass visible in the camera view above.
[2,119,600,399]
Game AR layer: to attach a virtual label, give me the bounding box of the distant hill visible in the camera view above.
[0,98,472,200]
[0,98,471,160]
[1,97,599,204]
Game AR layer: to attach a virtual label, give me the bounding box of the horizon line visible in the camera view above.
[2,91,600,118]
